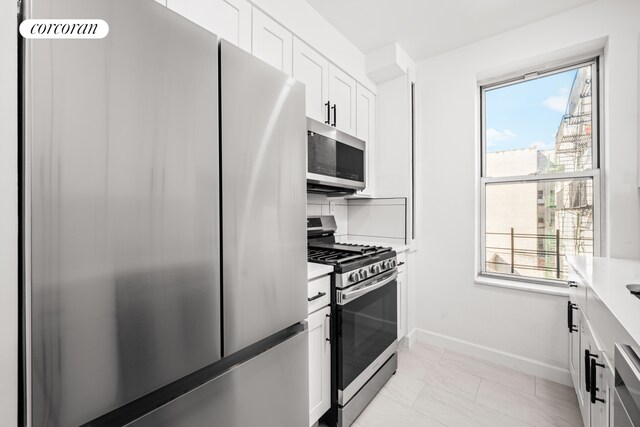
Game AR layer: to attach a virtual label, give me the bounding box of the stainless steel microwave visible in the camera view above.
[307,118,366,195]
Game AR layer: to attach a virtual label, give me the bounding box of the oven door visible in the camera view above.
[307,118,365,192]
[336,270,398,405]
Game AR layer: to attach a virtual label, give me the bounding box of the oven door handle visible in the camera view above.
[339,270,397,305]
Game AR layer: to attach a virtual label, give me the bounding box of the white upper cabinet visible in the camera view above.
[356,83,375,195]
[252,8,293,75]
[166,0,251,51]
[292,38,330,124]
[328,64,357,136]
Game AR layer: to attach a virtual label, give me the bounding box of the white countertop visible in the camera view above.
[307,262,333,281]
[567,255,640,347]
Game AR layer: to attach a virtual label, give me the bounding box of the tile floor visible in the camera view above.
[348,342,582,427]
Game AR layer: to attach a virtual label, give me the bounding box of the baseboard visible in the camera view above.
[415,328,572,387]
[405,328,418,348]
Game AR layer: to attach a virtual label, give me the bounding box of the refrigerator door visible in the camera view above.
[221,41,307,355]
[129,329,309,427]
[24,1,220,426]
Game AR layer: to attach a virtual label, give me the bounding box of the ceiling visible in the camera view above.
[305,0,598,61]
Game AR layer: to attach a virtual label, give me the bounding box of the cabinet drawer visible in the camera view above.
[568,265,588,311]
[308,274,330,314]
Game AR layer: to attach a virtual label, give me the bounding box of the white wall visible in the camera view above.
[307,194,349,237]
[347,198,406,244]
[0,0,17,423]
[414,0,640,383]
[250,0,376,92]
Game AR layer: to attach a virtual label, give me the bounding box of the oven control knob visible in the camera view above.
[390,259,397,267]
[381,261,390,269]
[349,272,360,283]
[369,265,380,274]
[359,269,368,279]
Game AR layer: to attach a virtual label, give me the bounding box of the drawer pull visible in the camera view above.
[308,291,326,302]
[567,301,578,333]
[590,358,606,404]
[325,314,331,342]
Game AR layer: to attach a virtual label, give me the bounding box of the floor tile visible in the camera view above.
[397,350,431,379]
[535,377,579,409]
[439,349,536,395]
[328,345,581,427]
[379,371,426,407]
[475,379,582,427]
[405,341,446,362]
[421,358,482,400]
[413,384,532,427]
[355,394,445,427]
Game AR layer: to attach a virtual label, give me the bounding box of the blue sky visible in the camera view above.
[485,69,578,153]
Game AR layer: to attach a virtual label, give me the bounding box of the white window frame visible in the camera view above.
[478,56,602,287]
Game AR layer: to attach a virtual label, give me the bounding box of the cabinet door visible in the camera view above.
[292,38,329,124]
[589,354,609,427]
[252,8,293,75]
[308,306,331,426]
[580,320,592,427]
[329,64,357,135]
[568,304,581,389]
[397,266,406,339]
[166,0,251,51]
[583,320,611,427]
[356,83,375,196]
[396,253,407,340]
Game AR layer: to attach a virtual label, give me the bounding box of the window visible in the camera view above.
[480,59,600,283]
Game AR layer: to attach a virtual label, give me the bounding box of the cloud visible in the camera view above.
[486,128,516,147]
[543,94,568,113]
[530,141,553,150]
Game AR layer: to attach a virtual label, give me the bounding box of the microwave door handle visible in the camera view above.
[339,270,397,304]
[325,101,331,124]
[331,104,337,127]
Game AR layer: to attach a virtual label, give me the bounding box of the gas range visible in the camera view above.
[307,218,397,289]
[307,215,399,427]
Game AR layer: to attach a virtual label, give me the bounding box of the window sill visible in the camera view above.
[475,275,570,297]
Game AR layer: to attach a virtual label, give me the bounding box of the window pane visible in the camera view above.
[485,65,594,177]
[484,178,593,280]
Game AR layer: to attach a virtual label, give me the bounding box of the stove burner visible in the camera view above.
[307,243,389,265]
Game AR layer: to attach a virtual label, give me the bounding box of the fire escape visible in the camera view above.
[551,69,594,261]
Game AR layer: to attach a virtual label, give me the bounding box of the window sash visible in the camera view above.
[478,58,601,285]
[480,59,599,179]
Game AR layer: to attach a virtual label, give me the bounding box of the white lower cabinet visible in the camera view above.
[570,303,613,427]
[396,252,407,340]
[584,320,612,427]
[166,0,251,51]
[308,305,331,426]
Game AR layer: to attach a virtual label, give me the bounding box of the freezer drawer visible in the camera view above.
[129,329,309,427]
[221,40,307,355]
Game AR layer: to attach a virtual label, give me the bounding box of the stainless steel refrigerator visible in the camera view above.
[21,1,308,426]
